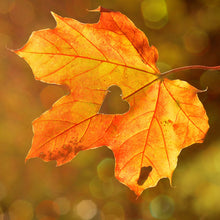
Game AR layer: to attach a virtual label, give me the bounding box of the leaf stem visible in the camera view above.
[125,65,220,100]
[160,65,220,77]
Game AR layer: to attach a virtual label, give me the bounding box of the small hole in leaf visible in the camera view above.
[99,85,130,115]
[137,166,152,185]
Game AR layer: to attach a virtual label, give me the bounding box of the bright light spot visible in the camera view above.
[149,195,174,219]
[141,0,167,22]
[141,0,168,29]
[76,200,97,220]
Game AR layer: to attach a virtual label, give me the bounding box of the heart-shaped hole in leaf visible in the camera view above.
[137,166,153,185]
[99,85,130,114]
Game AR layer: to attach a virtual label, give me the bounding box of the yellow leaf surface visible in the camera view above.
[14,7,209,195]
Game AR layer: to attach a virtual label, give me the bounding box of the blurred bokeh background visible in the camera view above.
[0,0,220,219]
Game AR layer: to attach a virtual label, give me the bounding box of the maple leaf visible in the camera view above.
[13,7,219,196]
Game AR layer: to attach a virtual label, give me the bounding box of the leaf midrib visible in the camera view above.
[21,51,158,78]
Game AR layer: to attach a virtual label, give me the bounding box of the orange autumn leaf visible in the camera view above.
[14,7,210,196]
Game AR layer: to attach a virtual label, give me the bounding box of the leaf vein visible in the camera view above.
[110,13,158,73]
[52,30,78,55]
[163,81,205,135]
[155,117,170,169]
[41,57,77,79]
[22,51,157,76]
[59,18,109,61]
[140,82,161,170]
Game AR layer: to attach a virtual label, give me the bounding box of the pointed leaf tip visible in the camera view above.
[50,11,60,21]
[87,6,113,13]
